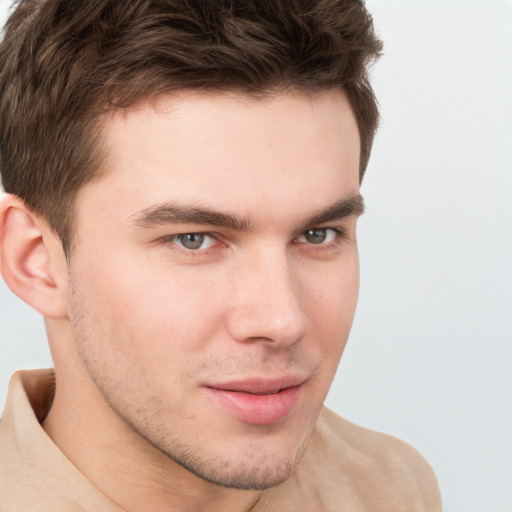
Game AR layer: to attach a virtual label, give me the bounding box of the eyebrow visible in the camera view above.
[131,193,364,231]
[297,193,365,231]
[132,202,251,230]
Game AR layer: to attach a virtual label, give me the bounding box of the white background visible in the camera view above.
[0,1,511,511]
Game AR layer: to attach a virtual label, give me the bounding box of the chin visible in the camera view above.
[142,421,312,490]
[174,452,300,490]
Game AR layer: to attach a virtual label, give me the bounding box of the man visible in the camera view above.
[0,1,441,510]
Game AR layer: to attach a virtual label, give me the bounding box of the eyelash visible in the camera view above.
[295,227,345,246]
[158,227,347,255]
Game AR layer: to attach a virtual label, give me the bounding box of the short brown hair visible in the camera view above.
[0,0,382,251]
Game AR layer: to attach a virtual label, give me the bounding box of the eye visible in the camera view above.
[296,228,340,245]
[171,233,217,251]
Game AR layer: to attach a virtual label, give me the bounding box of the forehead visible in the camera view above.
[77,90,360,229]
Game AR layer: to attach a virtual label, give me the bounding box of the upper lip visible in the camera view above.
[206,375,306,394]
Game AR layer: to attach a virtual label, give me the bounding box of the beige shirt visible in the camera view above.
[0,370,441,511]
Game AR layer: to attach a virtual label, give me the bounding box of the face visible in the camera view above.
[66,90,361,489]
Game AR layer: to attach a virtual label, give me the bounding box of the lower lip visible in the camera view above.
[204,385,301,425]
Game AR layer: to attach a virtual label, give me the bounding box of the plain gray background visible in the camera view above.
[1,1,511,511]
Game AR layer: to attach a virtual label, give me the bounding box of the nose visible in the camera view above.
[226,248,310,348]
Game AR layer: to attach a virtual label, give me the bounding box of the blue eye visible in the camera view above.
[173,233,216,250]
[297,228,339,245]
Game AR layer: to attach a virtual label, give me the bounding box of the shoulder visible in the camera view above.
[312,406,442,511]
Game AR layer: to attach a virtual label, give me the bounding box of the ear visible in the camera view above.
[0,193,68,318]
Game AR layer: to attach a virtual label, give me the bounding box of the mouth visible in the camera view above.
[203,376,305,425]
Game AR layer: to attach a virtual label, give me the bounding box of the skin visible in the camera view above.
[2,90,363,511]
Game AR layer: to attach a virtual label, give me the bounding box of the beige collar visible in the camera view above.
[0,370,123,511]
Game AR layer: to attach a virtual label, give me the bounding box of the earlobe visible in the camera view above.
[0,194,68,318]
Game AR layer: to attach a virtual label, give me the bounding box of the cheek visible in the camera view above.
[72,253,229,362]
[305,250,359,312]
[305,257,359,353]
[67,263,222,409]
